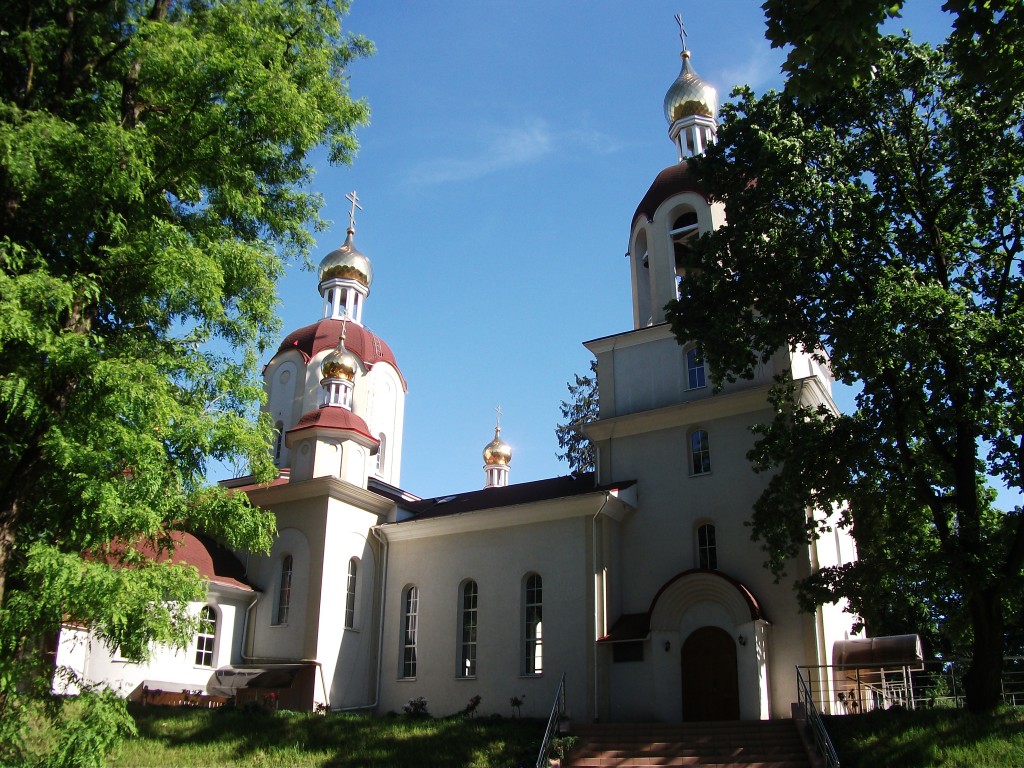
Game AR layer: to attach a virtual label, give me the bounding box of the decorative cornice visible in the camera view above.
[583,383,773,441]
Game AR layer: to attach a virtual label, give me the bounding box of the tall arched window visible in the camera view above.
[459,580,478,678]
[194,606,217,667]
[689,429,711,475]
[274,420,285,464]
[686,346,706,390]
[376,433,386,475]
[275,555,293,625]
[522,574,543,675]
[697,523,718,570]
[345,558,358,629]
[401,586,419,678]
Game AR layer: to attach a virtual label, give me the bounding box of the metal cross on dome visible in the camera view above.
[675,12,688,52]
[495,404,503,430]
[345,190,362,231]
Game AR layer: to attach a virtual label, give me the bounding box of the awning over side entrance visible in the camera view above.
[832,634,924,671]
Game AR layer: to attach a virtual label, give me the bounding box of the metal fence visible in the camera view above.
[797,658,1024,715]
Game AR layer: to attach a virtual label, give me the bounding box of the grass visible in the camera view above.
[105,705,543,768]
[824,706,1024,768]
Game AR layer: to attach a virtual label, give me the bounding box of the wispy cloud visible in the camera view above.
[718,41,786,94]
[404,118,618,188]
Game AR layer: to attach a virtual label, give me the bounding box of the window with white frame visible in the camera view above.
[697,523,718,569]
[459,580,478,678]
[689,428,711,475]
[401,585,419,678]
[345,558,358,629]
[522,573,543,675]
[194,605,216,667]
[376,433,386,475]
[275,555,293,625]
[686,346,706,390]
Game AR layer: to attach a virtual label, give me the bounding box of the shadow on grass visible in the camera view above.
[823,707,1024,768]
[124,704,542,768]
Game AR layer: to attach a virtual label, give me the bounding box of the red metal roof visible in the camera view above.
[276,319,406,390]
[286,406,378,445]
[110,532,254,592]
[632,163,709,227]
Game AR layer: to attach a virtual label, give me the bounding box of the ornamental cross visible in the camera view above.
[345,190,362,231]
[338,317,348,348]
[495,404,503,430]
[675,12,688,51]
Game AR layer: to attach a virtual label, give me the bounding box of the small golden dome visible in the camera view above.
[482,427,512,466]
[318,229,373,288]
[663,51,718,124]
[321,344,360,381]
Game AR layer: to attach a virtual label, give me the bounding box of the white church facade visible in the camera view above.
[56,28,859,723]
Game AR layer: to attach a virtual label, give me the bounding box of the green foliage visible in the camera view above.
[0,0,370,764]
[666,34,1024,711]
[824,707,1024,768]
[555,359,598,475]
[105,705,542,768]
[762,0,1024,106]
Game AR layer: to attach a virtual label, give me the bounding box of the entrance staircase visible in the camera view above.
[561,720,813,768]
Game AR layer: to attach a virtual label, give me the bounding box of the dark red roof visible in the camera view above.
[598,613,651,643]
[598,569,766,644]
[380,473,634,521]
[632,163,708,227]
[122,532,254,592]
[287,406,378,444]
[276,318,406,390]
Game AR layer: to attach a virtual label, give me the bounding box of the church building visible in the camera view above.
[56,25,858,723]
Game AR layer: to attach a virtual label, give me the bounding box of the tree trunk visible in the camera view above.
[963,587,1004,712]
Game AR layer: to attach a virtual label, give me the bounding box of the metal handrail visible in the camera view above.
[796,665,840,768]
[535,672,567,768]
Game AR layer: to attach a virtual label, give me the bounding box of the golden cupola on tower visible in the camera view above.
[663,49,718,125]
[318,228,373,289]
[482,427,512,466]
[321,327,360,382]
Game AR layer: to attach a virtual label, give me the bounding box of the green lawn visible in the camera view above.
[105,705,543,768]
[824,707,1024,768]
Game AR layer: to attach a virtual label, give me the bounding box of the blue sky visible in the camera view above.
[266,1,963,500]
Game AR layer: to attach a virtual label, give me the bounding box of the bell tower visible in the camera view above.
[628,22,725,330]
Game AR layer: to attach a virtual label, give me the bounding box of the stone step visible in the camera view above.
[561,721,812,768]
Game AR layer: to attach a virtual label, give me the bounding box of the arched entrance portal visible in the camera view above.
[681,626,739,721]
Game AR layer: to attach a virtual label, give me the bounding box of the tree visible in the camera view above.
[665,35,1024,712]
[555,359,598,476]
[0,0,370,762]
[762,0,1024,104]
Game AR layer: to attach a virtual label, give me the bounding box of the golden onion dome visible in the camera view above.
[321,343,360,381]
[482,427,512,466]
[663,51,718,124]
[318,228,373,289]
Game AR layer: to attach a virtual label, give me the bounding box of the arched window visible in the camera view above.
[697,523,718,569]
[275,555,293,625]
[522,574,543,675]
[686,346,706,390]
[689,429,711,475]
[376,433,386,475]
[459,580,478,678]
[274,420,285,464]
[401,586,419,678]
[194,606,217,667]
[345,558,358,629]
[671,209,701,295]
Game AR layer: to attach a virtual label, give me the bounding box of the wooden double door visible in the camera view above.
[680,626,740,721]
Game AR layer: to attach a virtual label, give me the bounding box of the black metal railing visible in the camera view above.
[535,672,567,768]
[796,665,841,768]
